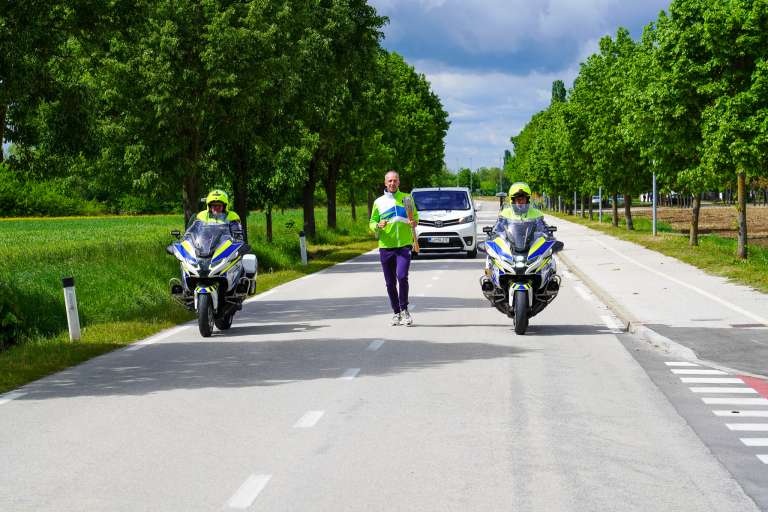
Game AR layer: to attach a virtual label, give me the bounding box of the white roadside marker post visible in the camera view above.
[62,277,81,341]
[299,230,308,266]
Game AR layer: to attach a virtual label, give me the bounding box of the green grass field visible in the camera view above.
[0,207,376,393]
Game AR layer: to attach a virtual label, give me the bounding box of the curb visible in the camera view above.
[557,250,696,361]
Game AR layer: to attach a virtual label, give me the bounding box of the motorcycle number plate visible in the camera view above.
[429,237,450,243]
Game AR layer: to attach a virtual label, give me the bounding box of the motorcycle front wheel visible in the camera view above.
[513,289,529,335]
[198,294,215,337]
[214,311,234,330]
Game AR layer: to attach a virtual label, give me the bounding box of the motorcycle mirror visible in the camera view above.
[477,241,487,254]
[482,226,493,235]
[548,226,558,233]
[553,241,564,253]
[171,229,181,239]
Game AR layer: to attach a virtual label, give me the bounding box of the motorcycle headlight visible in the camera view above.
[458,214,474,224]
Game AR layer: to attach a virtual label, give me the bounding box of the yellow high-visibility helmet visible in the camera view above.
[206,189,229,208]
[508,182,532,199]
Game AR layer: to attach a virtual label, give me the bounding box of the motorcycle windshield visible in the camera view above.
[185,221,231,258]
[499,219,537,252]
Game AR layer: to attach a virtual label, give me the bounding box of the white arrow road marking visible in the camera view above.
[226,474,272,509]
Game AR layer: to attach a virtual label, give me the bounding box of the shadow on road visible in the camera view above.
[317,252,484,274]
[20,337,528,400]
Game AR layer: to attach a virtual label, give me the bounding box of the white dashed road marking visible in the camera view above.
[726,424,768,431]
[703,397,768,405]
[740,438,768,447]
[293,411,325,429]
[689,387,758,394]
[672,369,728,375]
[713,410,768,417]
[665,361,699,367]
[758,455,768,464]
[366,340,385,351]
[680,378,743,384]
[340,368,360,380]
[226,474,272,509]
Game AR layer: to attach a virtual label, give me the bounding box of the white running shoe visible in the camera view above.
[401,310,413,326]
[391,313,401,326]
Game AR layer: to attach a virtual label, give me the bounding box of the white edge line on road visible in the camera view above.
[703,398,768,405]
[740,438,768,447]
[366,340,385,351]
[689,387,758,394]
[293,410,325,428]
[0,391,26,406]
[125,325,189,352]
[672,369,728,375]
[591,236,768,326]
[227,474,272,509]
[714,410,768,417]
[681,378,743,384]
[757,455,768,464]
[726,423,768,431]
[341,368,360,380]
[666,362,700,367]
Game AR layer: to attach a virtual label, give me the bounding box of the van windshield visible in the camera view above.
[412,190,471,211]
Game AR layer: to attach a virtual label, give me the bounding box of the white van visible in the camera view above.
[411,187,477,258]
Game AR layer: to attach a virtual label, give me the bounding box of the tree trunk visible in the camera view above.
[350,185,356,221]
[0,102,6,163]
[737,172,748,259]
[588,196,594,220]
[367,189,375,220]
[611,193,619,227]
[325,157,339,230]
[303,154,319,238]
[182,171,199,227]
[233,147,249,242]
[624,193,634,230]
[580,194,586,218]
[266,206,273,243]
[689,193,702,246]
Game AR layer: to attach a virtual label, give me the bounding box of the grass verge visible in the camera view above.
[0,207,376,393]
[547,210,768,294]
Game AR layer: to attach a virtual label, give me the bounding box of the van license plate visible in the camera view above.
[429,237,450,243]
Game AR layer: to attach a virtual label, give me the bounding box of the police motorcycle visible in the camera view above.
[167,220,257,337]
[478,218,563,335]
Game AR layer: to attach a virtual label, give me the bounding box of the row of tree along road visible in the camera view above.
[0,1,449,240]
[507,0,768,259]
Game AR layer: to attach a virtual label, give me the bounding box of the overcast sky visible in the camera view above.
[369,0,671,171]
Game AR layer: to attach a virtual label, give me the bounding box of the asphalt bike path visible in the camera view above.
[0,203,760,510]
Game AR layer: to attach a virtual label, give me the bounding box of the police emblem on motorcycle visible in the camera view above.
[434,220,443,228]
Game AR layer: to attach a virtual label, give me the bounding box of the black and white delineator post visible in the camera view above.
[62,276,81,341]
[299,231,308,266]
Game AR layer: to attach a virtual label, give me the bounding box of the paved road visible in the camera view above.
[0,204,761,511]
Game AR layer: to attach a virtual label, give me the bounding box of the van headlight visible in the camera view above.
[458,214,474,224]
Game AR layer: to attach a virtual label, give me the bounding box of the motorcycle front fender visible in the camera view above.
[194,284,219,312]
